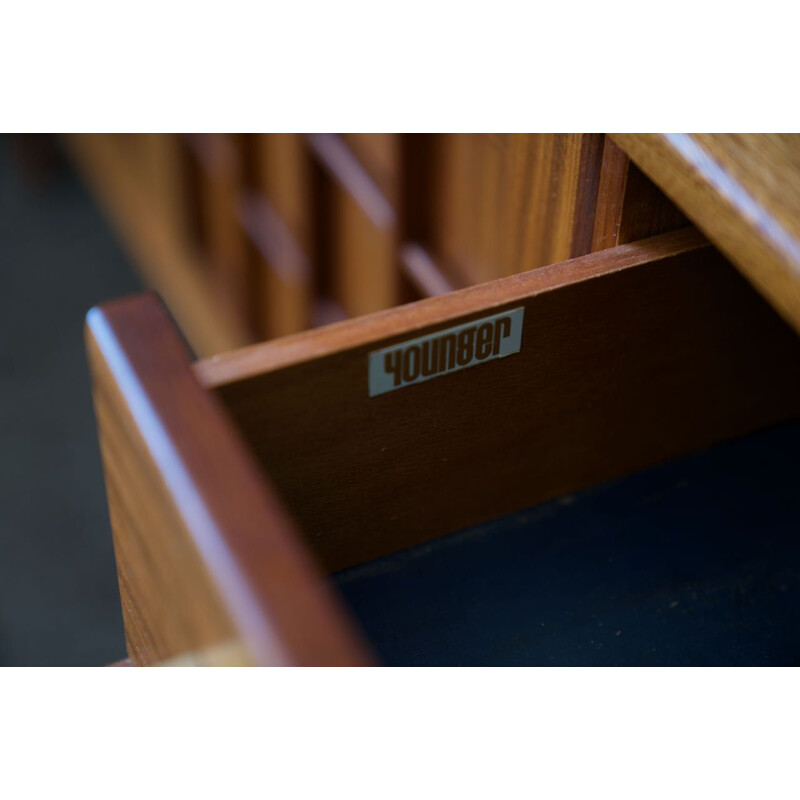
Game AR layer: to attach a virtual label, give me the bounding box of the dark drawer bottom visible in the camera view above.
[334,421,800,666]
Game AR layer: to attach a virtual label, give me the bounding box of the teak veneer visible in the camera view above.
[613,134,800,336]
[87,228,800,666]
[86,297,373,666]
[69,134,695,359]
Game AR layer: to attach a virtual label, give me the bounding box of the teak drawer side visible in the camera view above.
[86,296,373,666]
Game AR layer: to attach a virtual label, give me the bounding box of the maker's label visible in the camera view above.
[368,307,524,397]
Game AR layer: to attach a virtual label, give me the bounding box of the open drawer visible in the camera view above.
[86,228,800,666]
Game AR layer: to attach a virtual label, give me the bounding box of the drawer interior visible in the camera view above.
[333,420,800,666]
[201,230,800,665]
[198,229,800,575]
[87,226,800,665]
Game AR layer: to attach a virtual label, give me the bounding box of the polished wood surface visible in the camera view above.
[197,229,800,573]
[307,133,397,317]
[341,133,398,202]
[77,133,800,666]
[70,133,699,356]
[187,133,251,326]
[613,133,800,334]
[592,137,687,250]
[431,134,602,284]
[240,193,311,339]
[252,133,312,251]
[86,293,373,665]
[67,134,250,356]
[141,134,191,250]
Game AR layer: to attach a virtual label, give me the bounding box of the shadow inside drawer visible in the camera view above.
[333,422,800,666]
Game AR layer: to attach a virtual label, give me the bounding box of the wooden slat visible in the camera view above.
[399,244,455,298]
[612,133,800,335]
[196,229,800,573]
[397,135,457,301]
[253,133,312,252]
[240,194,311,339]
[307,133,397,317]
[240,134,313,339]
[340,133,398,202]
[66,134,249,357]
[187,133,252,330]
[86,293,374,666]
[141,133,192,247]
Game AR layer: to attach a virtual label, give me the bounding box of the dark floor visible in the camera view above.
[335,421,800,666]
[0,136,138,665]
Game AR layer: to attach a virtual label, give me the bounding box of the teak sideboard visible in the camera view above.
[78,134,800,666]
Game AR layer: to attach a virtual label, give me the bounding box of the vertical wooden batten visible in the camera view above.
[306,133,397,317]
[185,133,253,332]
[247,134,314,338]
[65,134,250,357]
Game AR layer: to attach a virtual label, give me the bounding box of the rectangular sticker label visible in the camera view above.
[368,307,524,397]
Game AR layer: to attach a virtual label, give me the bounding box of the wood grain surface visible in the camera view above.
[591,137,687,250]
[341,133,398,203]
[307,133,397,317]
[198,230,800,573]
[244,134,314,337]
[70,133,705,357]
[612,133,800,335]
[186,134,252,328]
[431,134,604,284]
[251,133,313,253]
[240,193,312,339]
[86,294,374,666]
[141,134,192,251]
[66,134,250,356]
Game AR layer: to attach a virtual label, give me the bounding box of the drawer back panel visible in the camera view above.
[197,228,800,572]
